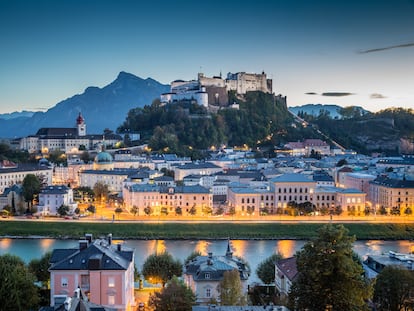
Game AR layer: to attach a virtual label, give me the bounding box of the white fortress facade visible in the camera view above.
[160,71,273,107]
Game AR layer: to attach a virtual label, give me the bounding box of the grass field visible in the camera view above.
[1,220,414,240]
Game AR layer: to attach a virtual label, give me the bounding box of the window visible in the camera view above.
[206,288,211,298]
[205,273,210,279]
[108,277,115,287]
[108,295,115,305]
[61,277,68,287]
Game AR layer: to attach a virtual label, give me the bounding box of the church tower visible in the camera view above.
[76,112,86,136]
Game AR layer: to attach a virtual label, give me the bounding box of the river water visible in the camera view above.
[1,238,412,284]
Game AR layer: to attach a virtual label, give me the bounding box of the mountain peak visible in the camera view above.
[116,71,141,81]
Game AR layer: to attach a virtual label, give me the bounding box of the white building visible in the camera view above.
[0,163,52,194]
[37,185,77,216]
[19,113,122,154]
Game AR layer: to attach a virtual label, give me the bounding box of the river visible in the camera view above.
[1,238,412,284]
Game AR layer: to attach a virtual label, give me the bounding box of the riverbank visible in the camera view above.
[1,220,414,240]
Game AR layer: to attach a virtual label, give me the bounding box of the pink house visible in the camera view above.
[49,234,136,311]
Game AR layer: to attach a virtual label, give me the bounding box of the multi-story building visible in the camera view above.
[369,176,414,213]
[37,185,77,216]
[173,162,223,181]
[20,113,122,154]
[184,242,250,305]
[271,173,316,210]
[275,257,298,299]
[0,163,52,194]
[122,184,212,215]
[49,234,135,311]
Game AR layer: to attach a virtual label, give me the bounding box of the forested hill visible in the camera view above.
[118,91,311,158]
[301,107,414,155]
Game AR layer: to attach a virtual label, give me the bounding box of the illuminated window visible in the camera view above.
[108,295,115,305]
[108,277,115,287]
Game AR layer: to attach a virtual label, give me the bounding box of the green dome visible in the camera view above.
[94,151,113,163]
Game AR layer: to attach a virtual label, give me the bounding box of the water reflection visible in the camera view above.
[0,238,411,283]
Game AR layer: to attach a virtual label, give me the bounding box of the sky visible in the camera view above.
[1,0,414,114]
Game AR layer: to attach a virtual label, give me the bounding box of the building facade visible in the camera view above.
[49,234,135,311]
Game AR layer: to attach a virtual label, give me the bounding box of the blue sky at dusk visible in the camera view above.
[1,0,413,114]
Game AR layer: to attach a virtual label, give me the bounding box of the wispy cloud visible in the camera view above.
[322,92,353,97]
[305,92,318,95]
[358,42,414,54]
[370,93,387,99]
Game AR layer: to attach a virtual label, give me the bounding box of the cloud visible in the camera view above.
[321,92,353,97]
[305,92,318,95]
[370,93,387,99]
[358,42,414,54]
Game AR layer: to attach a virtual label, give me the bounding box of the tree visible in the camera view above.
[86,204,96,214]
[144,205,153,216]
[188,204,197,216]
[80,150,90,163]
[288,224,371,311]
[256,253,283,285]
[0,254,40,310]
[114,207,123,219]
[22,174,41,212]
[219,269,247,306]
[28,252,52,288]
[148,276,195,311]
[57,204,70,216]
[130,205,139,216]
[373,266,414,311]
[93,181,109,202]
[142,252,183,287]
[184,251,202,265]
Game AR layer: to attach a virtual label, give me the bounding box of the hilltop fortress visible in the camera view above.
[160,71,273,109]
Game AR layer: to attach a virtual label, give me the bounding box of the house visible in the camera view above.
[49,234,136,311]
[184,241,250,305]
[37,185,77,216]
[0,184,23,211]
[363,251,414,279]
[40,287,117,311]
[275,257,298,298]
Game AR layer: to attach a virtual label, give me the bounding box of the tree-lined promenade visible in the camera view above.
[2,219,414,240]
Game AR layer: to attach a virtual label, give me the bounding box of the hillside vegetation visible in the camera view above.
[302,107,414,155]
[118,92,309,158]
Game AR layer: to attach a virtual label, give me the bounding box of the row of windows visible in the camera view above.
[143,195,207,201]
[278,188,309,194]
[278,195,309,201]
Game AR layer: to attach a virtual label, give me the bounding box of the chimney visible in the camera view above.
[208,252,213,258]
[117,243,121,251]
[108,233,112,245]
[85,233,93,243]
[79,239,88,250]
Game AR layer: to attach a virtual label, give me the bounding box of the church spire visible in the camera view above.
[226,238,233,258]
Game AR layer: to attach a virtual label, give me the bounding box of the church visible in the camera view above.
[19,113,122,154]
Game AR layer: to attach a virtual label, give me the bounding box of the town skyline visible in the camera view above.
[1,0,414,114]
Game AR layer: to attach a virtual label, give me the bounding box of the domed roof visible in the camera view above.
[94,151,113,163]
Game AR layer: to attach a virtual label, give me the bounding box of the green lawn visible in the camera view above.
[1,221,414,240]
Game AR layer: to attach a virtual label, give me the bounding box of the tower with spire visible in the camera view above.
[76,112,86,136]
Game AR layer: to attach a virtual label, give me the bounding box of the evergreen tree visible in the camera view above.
[373,265,414,311]
[256,253,283,284]
[0,254,40,310]
[288,224,371,310]
[22,174,41,212]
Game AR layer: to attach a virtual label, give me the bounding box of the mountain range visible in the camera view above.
[0,72,169,138]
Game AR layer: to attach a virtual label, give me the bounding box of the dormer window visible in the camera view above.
[205,273,210,279]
